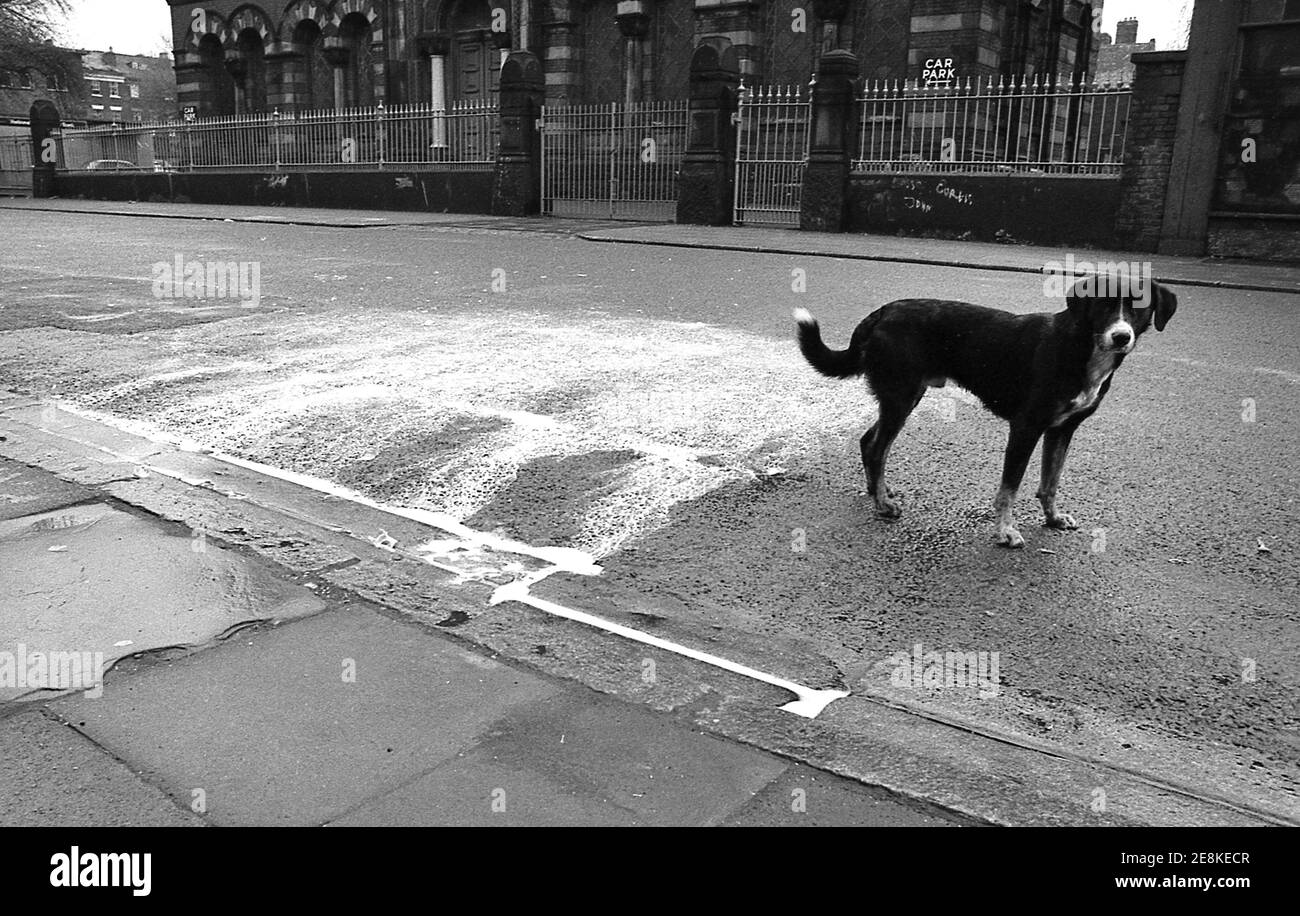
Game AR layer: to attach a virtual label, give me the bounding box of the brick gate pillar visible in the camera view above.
[29,99,59,198]
[799,48,858,232]
[676,37,739,226]
[491,50,545,216]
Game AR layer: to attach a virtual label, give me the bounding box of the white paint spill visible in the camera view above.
[27,309,915,559]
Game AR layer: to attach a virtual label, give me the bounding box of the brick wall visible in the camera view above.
[1113,50,1186,251]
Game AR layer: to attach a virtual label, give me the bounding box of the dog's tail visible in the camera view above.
[793,308,861,379]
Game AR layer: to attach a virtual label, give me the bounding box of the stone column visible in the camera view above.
[676,37,739,226]
[540,11,581,103]
[172,49,206,117]
[418,33,451,148]
[799,48,858,232]
[323,42,350,108]
[1157,0,1244,256]
[491,50,545,216]
[616,1,650,105]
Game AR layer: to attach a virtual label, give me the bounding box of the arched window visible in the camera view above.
[234,28,268,112]
[198,33,236,116]
[339,12,376,107]
[294,19,332,111]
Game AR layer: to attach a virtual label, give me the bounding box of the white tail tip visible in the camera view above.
[792,307,815,325]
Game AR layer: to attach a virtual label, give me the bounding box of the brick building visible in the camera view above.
[0,44,83,126]
[165,0,1100,117]
[82,50,179,124]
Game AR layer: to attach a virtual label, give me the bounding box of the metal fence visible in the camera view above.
[855,77,1131,175]
[54,101,499,172]
[733,83,812,226]
[0,134,31,195]
[540,100,688,221]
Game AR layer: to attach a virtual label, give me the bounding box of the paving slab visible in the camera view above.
[0,709,201,826]
[0,500,325,702]
[331,690,787,826]
[0,457,94,521]
[52,604,560,826]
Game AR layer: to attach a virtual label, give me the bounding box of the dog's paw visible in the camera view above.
[874,495,903,519]
[1045,512,1078,530]
[995,526,1025,548]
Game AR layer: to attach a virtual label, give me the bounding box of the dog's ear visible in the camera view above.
[1152,281,1177,332]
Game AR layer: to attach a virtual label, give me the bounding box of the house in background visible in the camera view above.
[0,42,83,128]
[1,46,176,127]
[1095,17,1156,85]
[82,49,179,124]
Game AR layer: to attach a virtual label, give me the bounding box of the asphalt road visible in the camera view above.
[1,207,1296,816]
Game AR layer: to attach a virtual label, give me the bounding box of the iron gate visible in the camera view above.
[733,84,812,226]
[540,100,688,221]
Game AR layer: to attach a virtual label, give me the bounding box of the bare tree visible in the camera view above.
[0,0,85,100]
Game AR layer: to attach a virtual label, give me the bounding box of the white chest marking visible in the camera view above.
[1052,351,1118,426]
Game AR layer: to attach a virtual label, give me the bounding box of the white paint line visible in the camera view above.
[490,579,848,718]
[29,401,851,718]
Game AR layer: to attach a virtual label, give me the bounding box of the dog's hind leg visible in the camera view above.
[1037,421,1082,530]
[993,422,1043,548]
[862,386,924,518]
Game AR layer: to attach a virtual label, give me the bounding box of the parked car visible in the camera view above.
[85,159,140,170]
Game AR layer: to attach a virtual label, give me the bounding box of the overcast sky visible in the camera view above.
[53,0,1194,57]
[1099,0,1193,50]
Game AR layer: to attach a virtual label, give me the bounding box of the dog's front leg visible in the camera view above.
[1037,422,1081,530]
[993,423,1043,548]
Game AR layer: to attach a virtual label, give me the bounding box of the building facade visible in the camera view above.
[165,0,1100,116]
[0,44,83,127]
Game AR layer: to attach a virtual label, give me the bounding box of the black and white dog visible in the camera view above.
[794,277,1177,547]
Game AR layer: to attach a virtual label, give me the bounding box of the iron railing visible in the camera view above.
[855,76,1131,175]
[53,101,499,172]
[540,100,688,221]
[0,134,32,194]
[733,83,812,226]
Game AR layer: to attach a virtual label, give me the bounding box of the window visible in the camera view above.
[129,83,140,99]
[20,70,33,89]
[109,82,121,98]
[90,80,102,96]
[0,71,10,88]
